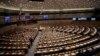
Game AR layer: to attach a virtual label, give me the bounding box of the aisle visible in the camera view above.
[25,32,41,56]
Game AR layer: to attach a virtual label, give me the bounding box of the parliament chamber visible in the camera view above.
[0,0,100,56]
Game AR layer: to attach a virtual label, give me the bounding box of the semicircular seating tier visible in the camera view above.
[35,25,99,56]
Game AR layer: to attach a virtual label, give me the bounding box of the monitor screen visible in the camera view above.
[25,16,30,21]
[5,16,11,23]
[43,15,48,20]
[72,18,77,21]
[91,18,96,21]
[78,17,87,21]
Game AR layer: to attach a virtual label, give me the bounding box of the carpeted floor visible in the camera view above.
[26,32,41,56]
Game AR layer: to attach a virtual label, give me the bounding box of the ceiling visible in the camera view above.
[0,0,100,12]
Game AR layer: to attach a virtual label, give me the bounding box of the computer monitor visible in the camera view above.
[78,17,87,21]
[72,18,77,21]
[5,16,11,23]
[91,18,96,21]
[25,16,30,21]
[43,15,48,20]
